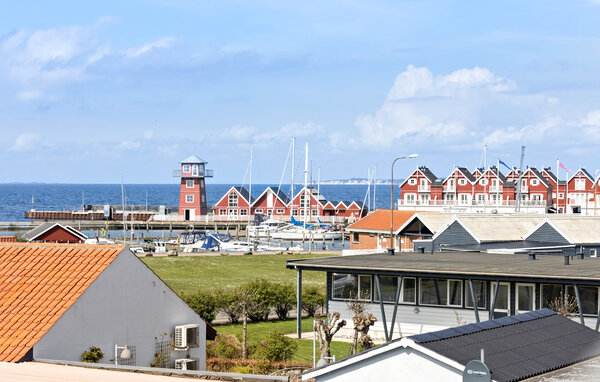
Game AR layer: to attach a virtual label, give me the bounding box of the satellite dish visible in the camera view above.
[463,360,491,382]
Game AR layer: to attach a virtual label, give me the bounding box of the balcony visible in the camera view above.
[489,186,503,192]
[519,186,529,193]
[443,186,456,192]
[418,185,430,192]
[172,169,214,178]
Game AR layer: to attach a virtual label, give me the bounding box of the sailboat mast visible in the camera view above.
[249,148,253,229]
[121,175,125,244]
[317,167,320,219]
[304,141,308,228]
[291,138,295,219]
[373,165,377,211]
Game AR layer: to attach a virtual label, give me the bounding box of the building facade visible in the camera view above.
[175,155,213,220]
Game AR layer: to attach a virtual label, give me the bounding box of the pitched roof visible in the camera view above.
[22,223,87,242]
[252,186,290,206]
[539,216,600,244]
[0,243,124,362]
[179,154,206,164]
[528,167,551,188]
[411,309,600,382]
[542,167,558,183]
[347,210,421,232]
[434,215,545,243]
[448,167,476,183]
[233,186,255,203]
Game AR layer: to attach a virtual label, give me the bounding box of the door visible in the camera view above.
[189,209,196,220]
[184,209,190,221]
[491,282,510,318]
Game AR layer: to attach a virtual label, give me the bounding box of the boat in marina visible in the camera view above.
[247,218,289,239]
[182,233,300,253]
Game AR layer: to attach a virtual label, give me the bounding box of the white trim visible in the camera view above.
[442,168,474,184]
[431,216,481,243]
[522,219,574,244]
[301,337,464,380]
[251,187,289,208]
[399,167,433,188]
[215,186,251,207]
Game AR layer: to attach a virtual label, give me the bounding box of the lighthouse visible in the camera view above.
[173,155,213,220]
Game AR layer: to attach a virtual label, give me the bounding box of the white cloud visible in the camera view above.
[124,37,177,58]
[118,140,141,149]
[219,122,322,147]
[10,133,41,151]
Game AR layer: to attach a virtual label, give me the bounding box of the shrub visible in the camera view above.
[184,290,218,322]
[302,286,326,317]
[255,331,298,362]
[81,346,104,363]
[272,283,296,320]
[215,288,242,324]
[207,358,309,374]
[244,279,276,322]
[207,334,242,359]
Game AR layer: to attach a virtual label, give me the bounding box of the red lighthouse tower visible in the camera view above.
[174,155,213,220]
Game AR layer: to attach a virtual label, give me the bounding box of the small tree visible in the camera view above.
[237,286,259,359]
[549,291,578,317]
[245,279,276,321]
[314,312,346,365]
[346,293,376,355]
[302,286,326,317]
[215,288,242,324]
[81,346,104,363]
[272,283,296,320]
[255,331,298,362]
[184,290,218,322]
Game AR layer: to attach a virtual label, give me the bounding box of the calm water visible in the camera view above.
[0,183,394,222]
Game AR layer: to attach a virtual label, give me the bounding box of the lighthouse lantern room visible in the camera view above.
[173,155,213,220]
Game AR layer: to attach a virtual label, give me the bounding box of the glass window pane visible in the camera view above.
[492,283,509,310]
[566,286,599,315]
[333,274,357,299]
[541,284,563,309]
[403,278,416,303]
[466,281,487,308]
[421,278,447,305]
[359,275,372,300]
[449,280,462,306]
[518,284,534,311]
[374,276,398,302]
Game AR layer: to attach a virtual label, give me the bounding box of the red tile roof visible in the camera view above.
[347,209,423,232]
[0,243,124,362]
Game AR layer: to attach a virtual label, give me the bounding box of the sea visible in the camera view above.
[0,183,393,222]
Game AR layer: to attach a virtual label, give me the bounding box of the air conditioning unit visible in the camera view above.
[174,324,200,348]
[175,358,198,371]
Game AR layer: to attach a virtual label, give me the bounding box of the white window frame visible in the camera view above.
[491,282,511,316]
[183,164,191,173]
[228,209,238,216]
[405,193,416,204]
[185,195,194,203]
[419,278,463,307]
[531,178,539,186]
[408,178,417,185]
[255,208,263,213]
[479,179,488,186]
[373,276,417,305]
[312,209,318,216]
[219,209,226,215]
[575,178,586,191]
[459,179,467,186]
[228,192,238,207]
[186,180,194,188]
[240,209,248,216]
[192,165,198,176]
[516,283,535,314]
[276,209,284,214]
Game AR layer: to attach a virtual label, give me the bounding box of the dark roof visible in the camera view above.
[286,252,600,284]
[579,168,595,181]
[442,240,574,252]
[529,167,551,188]
[22,222,87,242]
[489,166,507,183]
[418,166,439,183]
[270,187,290,204]
[457,167,476,182]
[410,309,600,382]
[233,186,255,203]
[543,167,558,183]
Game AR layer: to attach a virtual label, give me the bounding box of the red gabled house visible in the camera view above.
[399,166,442,206]
[22,222,87,243]
[214,186,254,218]
[251,187,291,217]
[442,167,476,205]
[567,168,596,213]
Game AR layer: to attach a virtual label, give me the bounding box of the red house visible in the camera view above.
[22,222,87,243]
[399,166,442,206]
[175,155,213,220]
[289,187,328,219]
[251,187,290,217]
[567,168,595,213]
[441,167,476,205]
[215,186,254,218]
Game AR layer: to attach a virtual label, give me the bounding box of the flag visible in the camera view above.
[557,159,571,173]
[498,158,512,171]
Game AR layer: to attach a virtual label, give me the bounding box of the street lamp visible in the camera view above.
[114,344,131,365]
[389,154,418,255]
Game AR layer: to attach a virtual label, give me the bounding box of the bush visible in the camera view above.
[206,358,310,374]
[215,288,242,324]
[81,346,104,363]
[255,331,298,362]
[272,283,296,320]
[244,279,276,322]
[207,334,242,358]
[302,286,326,317]
[184,290,218,322]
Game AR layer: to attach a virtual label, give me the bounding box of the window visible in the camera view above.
[185,195,194,203]
[476,194,487,203]
[255,208,263,213]
[200,179,205,188]
[459,194,470,205]
[479,179,488,186]
[531,179,539,186]
[405,194,416,204]
[312,209,318,216]
[531,194,543,201]
[183,165,191,173]
[566,285,599,315]
[516,283,535,313]
[541,284,563,309]
[592,249,598,258]
[186,180,194,188]
[300,192,310,208]
[459,179,467,186]
[374,277,416,304]
[447,179,455,187]
[332,274,371,300]
[491,282,510,315]
[228,193,238,207]
[276,209,284,214]
[192,165,198,176]
[228,209,238,216]
[420,278,462,306]
[465,280,487,309]
[240,209,247,216]
[575,178,586,191]
[219,209,226,215]
[408,179,417,185]
[292,209,298,216]
[201,195,205,202]
[352,232,359,243]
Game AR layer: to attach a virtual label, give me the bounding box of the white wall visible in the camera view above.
[33,249,206,369]
[313,345,462,382]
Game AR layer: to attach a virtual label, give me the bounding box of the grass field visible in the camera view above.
[142,253,337,296]
[214,317,351,363]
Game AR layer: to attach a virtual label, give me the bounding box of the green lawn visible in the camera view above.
[213,317,351,363]
[143,253,336,296]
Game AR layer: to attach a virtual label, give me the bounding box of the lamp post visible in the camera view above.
[114,344,131,365]
[389,154,418,255]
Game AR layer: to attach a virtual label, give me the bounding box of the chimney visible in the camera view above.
[528,253,536,260]
[564,255,570,265]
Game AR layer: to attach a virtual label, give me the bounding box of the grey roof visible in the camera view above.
[440,215,545,243]
[410,309,600,382]
[269,187,290,205]
[286,251,600,283]
[541,217,600,244]
[457,167,476,182]
[529,167,551,188]
[233,186,255,203]
[22,222,87,242]
[418,166,440,184]
[489,166,507,183]
[543,167,558,183]
[179,154,206,164]
[441,240,574,253]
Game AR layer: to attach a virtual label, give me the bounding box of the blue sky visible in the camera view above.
[2,1,600,183]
